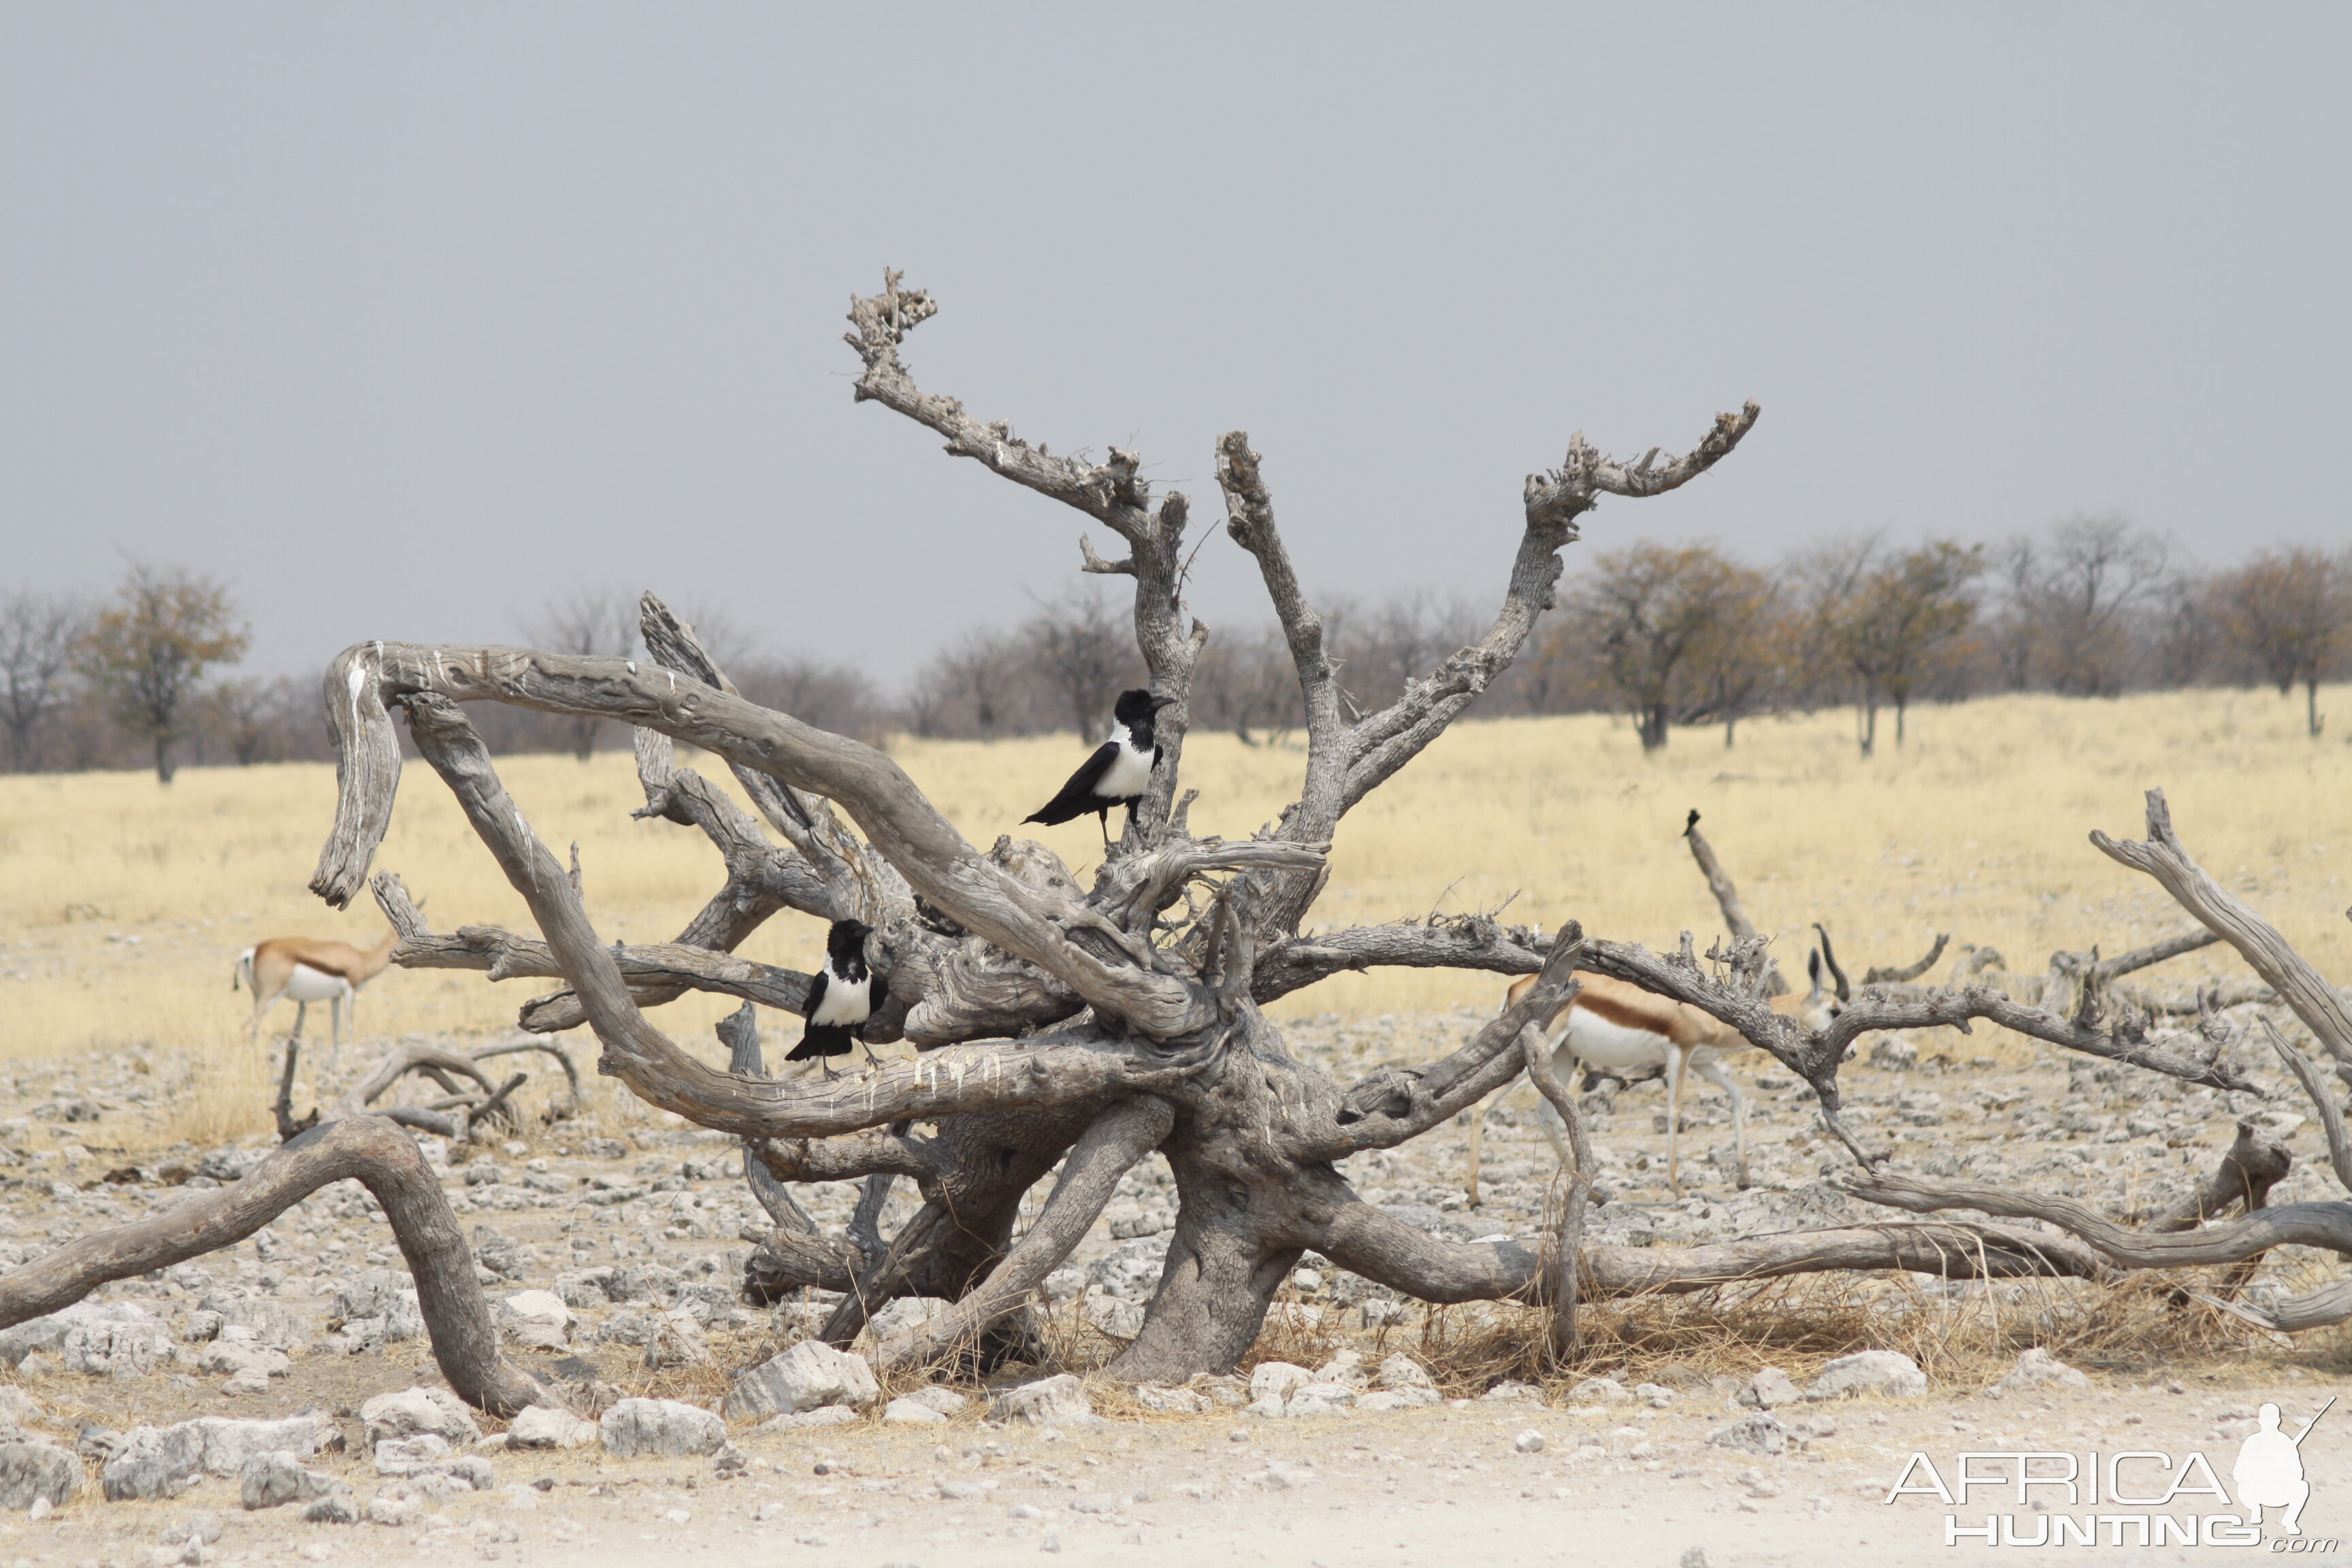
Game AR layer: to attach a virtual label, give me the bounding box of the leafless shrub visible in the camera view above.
[0,586,87,772]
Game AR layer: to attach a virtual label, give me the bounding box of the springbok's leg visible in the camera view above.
[325,990,346,1074]
[290,1001,308,1045]
[1663,1047,1688,1197]
[246,982,279,1044]
[1695,1058,1750,1189]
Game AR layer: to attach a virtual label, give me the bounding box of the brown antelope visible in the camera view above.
[1468,943,1848,1200]
[233,928,400,1054]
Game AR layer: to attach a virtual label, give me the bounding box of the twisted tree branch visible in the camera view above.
[0,1117,543,1416]
[2092,788,2352,1064]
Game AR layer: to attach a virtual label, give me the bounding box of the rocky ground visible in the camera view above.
[0,1004,2346,1564]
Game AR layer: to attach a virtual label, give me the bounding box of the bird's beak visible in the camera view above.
[1150,696,1177,711]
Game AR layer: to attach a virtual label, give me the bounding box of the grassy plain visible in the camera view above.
[0,683,2345,1077]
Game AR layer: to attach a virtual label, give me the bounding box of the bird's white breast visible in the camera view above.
[810,970,872,1026]
[1096,734,1154,799]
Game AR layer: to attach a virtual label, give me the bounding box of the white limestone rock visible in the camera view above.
[1989,1348,2090,1396]
[359,1387,482,1448]
[1802,1350,1927,1401]
[599,1398,725,1458]
[724,1340,878,1420]
[505,1405,599,1450]
[988,1373,1096,1427]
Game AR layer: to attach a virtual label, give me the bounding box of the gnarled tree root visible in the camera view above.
[0,1115,544,1417]
[875,1097,1173,1375]
[1845,1167,2352,1301]
[1316,1198,2103,1305]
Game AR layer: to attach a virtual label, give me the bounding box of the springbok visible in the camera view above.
[1468,943,1848,1200]
[233,928,401,1053]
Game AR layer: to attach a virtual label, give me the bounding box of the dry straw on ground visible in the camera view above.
[0,683,2342,1094]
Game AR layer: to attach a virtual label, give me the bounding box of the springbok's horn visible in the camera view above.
[1811,921,1851,1002]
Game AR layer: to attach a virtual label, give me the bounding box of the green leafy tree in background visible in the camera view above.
[78,562,250,783]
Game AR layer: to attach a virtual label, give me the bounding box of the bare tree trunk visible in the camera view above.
[2308,675,2323,738]
[1857,692,1878,757]
[1637,703,1669,751]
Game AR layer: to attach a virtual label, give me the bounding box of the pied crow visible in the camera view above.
[1022,688,1173,843]
[785,918,887,1075]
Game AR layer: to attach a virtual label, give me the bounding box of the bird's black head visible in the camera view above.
[1113,689,1174,725]
[826,919,872,968]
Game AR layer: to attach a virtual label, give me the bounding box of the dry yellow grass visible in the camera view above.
[0,684,2345,1074]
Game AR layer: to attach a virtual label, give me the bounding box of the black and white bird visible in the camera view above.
[1022,688,1174,844]
[785,919,887,1075]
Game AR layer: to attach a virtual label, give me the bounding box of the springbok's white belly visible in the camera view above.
[282,964,353,1003]
[1559,1009,1673,1071]
[1558,1007,1746,1073]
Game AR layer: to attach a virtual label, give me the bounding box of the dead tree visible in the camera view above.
[0,280,2329,1408]
[277,281,2326,1384]
[292,274,1786,1379]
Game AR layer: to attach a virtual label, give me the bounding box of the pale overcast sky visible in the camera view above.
[3,3,2345,683]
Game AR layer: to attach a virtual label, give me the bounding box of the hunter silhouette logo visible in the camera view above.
[1884,1395,2339,1548]
[2235,1396,2331,1538]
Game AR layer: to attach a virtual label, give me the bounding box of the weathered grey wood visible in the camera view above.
[2096,927,2221,982]
[2141,1120,2293,1231]
[313,644,1210,1040]
[1862,933,1950,985]
[469,1036,583,1111]
[1252,917,1549,1002]
[1683,811,1788,995]
[393,915,815,1018]
[2093,789,2352,1063]
[1847,1170,2352,1264]
[1517,1017,1590,1358]
[2193,1278,2352,1333]
[879,1096,1173,1373]
[396,693,1211,1139]
[845,274,1204,847]
[0,1116,543,1416]
[2268,1019,2352,1192]
[314,279,2256,1382]
[716,1002,817,1234]
[1215,399,1757,933]
[267,276,2352,1375]
[1315,1201,2100,1304]
[336,1039,497,1119]
[1312,932,1588,1158]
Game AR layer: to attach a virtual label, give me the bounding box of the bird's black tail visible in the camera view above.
[785,1024,857,1061]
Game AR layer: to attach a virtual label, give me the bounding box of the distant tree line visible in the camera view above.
[903,514,2352,755]
[6,516,2347,779]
